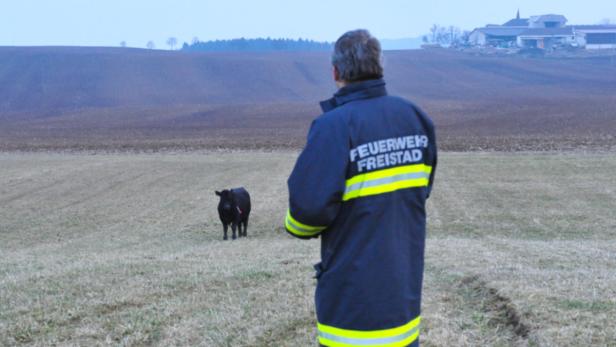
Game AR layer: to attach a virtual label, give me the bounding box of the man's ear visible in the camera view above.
[215,191,221,196]
[333,66,341,81]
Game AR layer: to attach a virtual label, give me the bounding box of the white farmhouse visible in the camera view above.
[469,11,616,50]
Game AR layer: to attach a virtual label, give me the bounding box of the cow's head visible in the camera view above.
[215,190,233,212]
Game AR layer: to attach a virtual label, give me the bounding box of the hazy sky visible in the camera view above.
[2,0,615,48]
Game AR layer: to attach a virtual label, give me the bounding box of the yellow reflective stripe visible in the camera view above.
[343,164,432,201]
[286,210,326,231]
[285,209,326,237]
[343,177,429,201]
[285,218,321,237]
[317,316,420,347]
[346,164,432,187]
[318,330,418,347]
[318,316,420,339]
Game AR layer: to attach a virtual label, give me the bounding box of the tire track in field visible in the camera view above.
[457,274,531,339]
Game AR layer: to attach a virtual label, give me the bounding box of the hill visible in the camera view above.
[1,46,615,151]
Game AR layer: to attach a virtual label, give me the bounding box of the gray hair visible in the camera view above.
[332,29,384,83]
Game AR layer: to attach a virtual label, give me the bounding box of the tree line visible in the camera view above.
[122,25,472,51]
[119,37,331,51]
[182,38,333,52]
[422,25,471,47]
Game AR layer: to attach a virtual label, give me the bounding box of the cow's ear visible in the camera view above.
[215,191,221,196]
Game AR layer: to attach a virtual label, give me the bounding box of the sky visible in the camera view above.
[1,0,615,48]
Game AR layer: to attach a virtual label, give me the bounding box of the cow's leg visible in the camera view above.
[243,218,249,237]
[223,224,228,240]
[238,221,244,238]
[231,222,237,240]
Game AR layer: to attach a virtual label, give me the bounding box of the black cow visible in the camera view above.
[215,187,251,240]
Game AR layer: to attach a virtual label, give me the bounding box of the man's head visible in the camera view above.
[332,29,384,88]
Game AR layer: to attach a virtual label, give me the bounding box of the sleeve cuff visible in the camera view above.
[284,209,327,238]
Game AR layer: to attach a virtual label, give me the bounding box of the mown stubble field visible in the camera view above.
[1,151,615,346]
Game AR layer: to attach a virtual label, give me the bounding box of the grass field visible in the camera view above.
[1,151,615,346]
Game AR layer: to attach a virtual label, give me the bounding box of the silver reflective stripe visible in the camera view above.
[318,326,419,346]
[285,217,322,234]
[345,172,430,195]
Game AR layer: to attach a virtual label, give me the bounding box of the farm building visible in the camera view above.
[527,14,568,29]
[468,27,527,47]
[502,11,529,27]
[469,12,616,50]
[574,26,616,49]
[517,27,575,49]
[469,11,528,47]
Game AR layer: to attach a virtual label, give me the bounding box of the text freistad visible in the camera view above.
[350,135,429,172]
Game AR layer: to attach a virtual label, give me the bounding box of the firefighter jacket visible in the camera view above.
[285,79,437,347]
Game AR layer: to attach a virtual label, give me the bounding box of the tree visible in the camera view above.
[120,41,127,48]
[146,41,155,49]
[422,35,429,44]
[436,26,449,45]
[460,31,472,46]
[192,37,200,45]
[447,26,463,46]
[167,37,178,50]
[600,18,613,25]
[430,24,439,43]
[427,24,464,46]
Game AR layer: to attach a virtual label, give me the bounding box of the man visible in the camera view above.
[285,29,437,347]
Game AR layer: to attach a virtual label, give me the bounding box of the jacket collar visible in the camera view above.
[320,79,388,112]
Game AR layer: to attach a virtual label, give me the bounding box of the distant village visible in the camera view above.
[468,11,616,51]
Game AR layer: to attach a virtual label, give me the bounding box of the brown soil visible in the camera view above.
[1,47,615,151]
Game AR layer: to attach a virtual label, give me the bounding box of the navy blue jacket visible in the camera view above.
[285,79,437,347]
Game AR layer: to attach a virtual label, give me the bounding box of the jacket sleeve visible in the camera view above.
[423,113,437,199]
[426,125,437,199]
[413,104,437,199]
[285,115,349,239]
